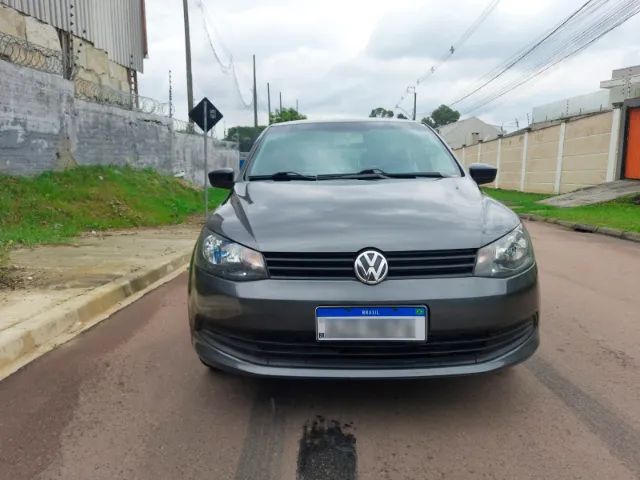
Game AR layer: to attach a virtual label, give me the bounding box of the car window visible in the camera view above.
[248,122,461,177]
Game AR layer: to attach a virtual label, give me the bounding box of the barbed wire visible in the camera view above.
[172,118,195,133]
[75,78,172,116]
[0,32,218,138]
[0,32,64,75]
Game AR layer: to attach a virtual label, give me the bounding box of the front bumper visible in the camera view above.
[189,264,539,379]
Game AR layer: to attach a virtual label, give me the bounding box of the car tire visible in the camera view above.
[199,357,224,373]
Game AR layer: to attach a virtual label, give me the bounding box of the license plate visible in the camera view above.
[315,306,427,341]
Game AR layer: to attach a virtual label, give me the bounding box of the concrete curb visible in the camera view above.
[519,214,640,244]
[0,253,191,380]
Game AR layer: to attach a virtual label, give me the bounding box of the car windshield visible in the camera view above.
[247,121,461,178]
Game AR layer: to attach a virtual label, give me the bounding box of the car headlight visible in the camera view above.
[474,224,534,278]
[200,231,267,281]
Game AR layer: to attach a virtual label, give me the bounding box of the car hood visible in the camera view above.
[206,178,519,252]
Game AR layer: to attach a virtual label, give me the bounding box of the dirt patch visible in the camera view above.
[0,266,26,291]
[297,416,357,480]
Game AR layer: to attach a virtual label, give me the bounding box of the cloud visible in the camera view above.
[138,0,640,135]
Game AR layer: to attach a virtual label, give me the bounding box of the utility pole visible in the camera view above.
[267,82,272,125]
[279,91,283,113]
[168,70,173,118]
[296,99,299,112]
[407,86,416,120]
[182,0,194,124]
[252,54,258,127]
[413,90,417,121]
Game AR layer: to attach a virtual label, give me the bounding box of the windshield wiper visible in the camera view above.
[248,171,317,181]
[389,171,448,178]
[319,169,448,180]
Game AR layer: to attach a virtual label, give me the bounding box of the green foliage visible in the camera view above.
[421,104,460,129]
[0,166,228,252]
[270,108,307,124]
[369,107,394,118]
[224,126,267,152]
[397,113,408,119]
[483,188,640,233]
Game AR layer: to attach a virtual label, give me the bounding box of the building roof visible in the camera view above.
[436,117,503,149]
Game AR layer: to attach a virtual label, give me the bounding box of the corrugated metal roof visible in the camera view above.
[1,0,145,72]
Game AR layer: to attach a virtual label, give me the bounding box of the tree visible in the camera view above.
[421,104,460,129]
[369,107,394,118]
[224,126,266,152]
[396,113,408,119]
[421,117,436,128]
[270,108,307,124]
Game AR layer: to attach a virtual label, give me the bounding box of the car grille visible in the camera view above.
[263,249,477,280]
[200,319,536,369]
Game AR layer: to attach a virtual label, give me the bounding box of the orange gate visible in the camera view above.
[625,108,640,180]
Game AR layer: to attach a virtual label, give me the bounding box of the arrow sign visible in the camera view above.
[189,97,223,133]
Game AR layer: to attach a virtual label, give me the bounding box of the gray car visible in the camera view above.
[188,119,539,378]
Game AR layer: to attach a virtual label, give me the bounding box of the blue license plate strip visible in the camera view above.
[315,306,428,341]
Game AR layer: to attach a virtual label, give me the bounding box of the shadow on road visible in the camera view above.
[203,364,526,414]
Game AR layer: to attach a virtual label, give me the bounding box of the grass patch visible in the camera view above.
[483,187,640,233]
[0,165,228,261]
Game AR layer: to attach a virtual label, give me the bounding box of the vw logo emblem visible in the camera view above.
[354,250,389,285]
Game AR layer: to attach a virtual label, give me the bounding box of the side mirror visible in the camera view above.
[469,163,497,185]
[208,168,235,189]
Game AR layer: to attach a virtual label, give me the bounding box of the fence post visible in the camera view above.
[495,137,502,188]
[606,108,622,182]
[554,122,567,194]
[520,130,529,192]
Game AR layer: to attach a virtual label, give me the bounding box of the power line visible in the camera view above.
[196,0,254,109]
[450,0,640,114]
[463,5,636,112]
[394,0,501,112]
[416,0,501,84]
[450,0,601,106]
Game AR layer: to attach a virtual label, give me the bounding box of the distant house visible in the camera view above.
[437,117,503,149]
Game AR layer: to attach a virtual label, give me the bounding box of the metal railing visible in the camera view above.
[74,78,172,116]
[0,31,64,75]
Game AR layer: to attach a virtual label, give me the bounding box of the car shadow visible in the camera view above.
[205,363,530,418]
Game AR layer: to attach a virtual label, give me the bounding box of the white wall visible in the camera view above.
[453,111,620,194]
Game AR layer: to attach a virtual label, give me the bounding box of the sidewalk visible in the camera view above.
[0,223,201,379]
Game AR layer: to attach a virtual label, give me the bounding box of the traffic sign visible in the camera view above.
[189,97,223,133]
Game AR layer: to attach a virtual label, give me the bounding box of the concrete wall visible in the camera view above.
[74,37,130,93]
[0,4,58,49]
[454,110,620,194]
[0,60,238,183]
[0,4,130,93]
[560,111,612,193]
[525,125,560,194]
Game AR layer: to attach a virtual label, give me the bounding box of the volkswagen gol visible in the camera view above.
[188,119,539,378]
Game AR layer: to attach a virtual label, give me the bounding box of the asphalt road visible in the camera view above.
[1,221,639,480]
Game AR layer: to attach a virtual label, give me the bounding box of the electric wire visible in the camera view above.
[449,0,640,114]
[462,2,639,113]
[394,0,501,112]
[196,0,253,109]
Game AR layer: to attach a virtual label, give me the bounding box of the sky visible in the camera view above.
[138,0,640,137]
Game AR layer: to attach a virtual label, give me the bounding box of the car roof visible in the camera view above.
[268,118,426,127]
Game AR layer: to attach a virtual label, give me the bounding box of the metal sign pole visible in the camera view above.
[203,102,208,220]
